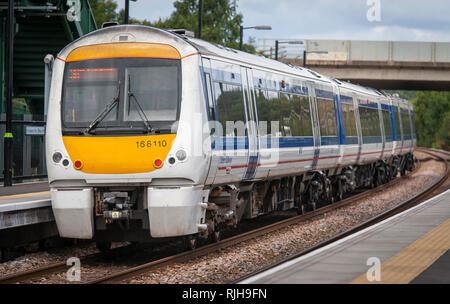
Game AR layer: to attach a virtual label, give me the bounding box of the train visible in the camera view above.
[45,25,416,250]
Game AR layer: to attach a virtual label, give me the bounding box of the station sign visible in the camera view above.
[25,126,45,136]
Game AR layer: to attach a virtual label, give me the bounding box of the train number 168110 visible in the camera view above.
[136,140,167,148]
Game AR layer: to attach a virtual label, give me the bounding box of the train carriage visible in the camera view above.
[46,25,416,249]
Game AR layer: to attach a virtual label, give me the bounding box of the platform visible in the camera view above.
[0,181,49,196]
[0,182,56,248]
[241,189,450,284]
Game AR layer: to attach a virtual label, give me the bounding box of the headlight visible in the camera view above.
[176,149,187,161]
[52,152,63,163]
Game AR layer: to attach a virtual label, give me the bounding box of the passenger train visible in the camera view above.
[46,25,416,250]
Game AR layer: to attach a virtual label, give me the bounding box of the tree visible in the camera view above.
[90,1,256,53]
[89,0,119,27]
[412,91,450,150]
[436,112,449,150]
[149,0,256,53]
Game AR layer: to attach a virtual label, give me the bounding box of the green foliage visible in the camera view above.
[436,111,449,150]
[89,0,119,26]
[412,91,450,150]
[145,0,256,53]
[90,0,255,52]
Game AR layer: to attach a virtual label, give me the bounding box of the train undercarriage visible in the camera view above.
[92,152,416,252]
[202,152,416,248]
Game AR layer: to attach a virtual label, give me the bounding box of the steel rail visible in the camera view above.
[0,243,135,284]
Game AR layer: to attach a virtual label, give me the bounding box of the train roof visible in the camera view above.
[186,36,332,83]
[57,25,413,108]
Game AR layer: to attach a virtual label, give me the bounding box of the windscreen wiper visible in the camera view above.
[127,74,153,133]
[84,82,120,135]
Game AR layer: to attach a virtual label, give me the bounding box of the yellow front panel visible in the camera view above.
[62,135,176,174]
[65,43,181,62]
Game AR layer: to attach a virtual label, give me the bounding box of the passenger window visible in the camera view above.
[255,88,271,135]
[359,105,382,139]
[340,102,357,137]
[214,82,245,136]
[204,73,215,120]
[265,90,282,136]
[400,110,412,138]
[317,97,338,137]
[279,93,313,137]
[382,110,393,141]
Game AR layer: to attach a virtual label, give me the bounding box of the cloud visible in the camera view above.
[117,0,450,42]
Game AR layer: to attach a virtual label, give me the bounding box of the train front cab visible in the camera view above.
[47,26,211,242]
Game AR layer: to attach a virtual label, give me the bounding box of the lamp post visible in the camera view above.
[3,0,13,186]
[239,25,271,51]
[198,0,203,39]
[124,0,137,24]
[274,40,303,61]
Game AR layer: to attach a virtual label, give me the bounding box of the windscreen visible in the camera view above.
[62,57,180,134]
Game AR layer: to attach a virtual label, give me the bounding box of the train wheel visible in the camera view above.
[334,180,343,202]
[297,204,306,215]
[96,241,112,253]
[212,231,221,243]
[184,236,198,250]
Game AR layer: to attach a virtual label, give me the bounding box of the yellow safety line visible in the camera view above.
[350,219,450,284]
[0,191,50,201]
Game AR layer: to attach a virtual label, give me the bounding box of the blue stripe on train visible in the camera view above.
[278,137,314,148]
[321,136,340,146]
[315,89,334,100]
[340,95,353,104]
[212,137,248,150]
[381,103,390,111]
[403,135,413,140]
[346,136,358,144]
[362,136,383,144]
[212,136,315,150]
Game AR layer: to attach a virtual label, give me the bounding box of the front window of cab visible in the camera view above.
[62,58,180,135]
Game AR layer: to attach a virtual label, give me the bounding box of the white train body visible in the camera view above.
[46,26,416,243]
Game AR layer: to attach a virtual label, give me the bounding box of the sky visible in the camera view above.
[116,0,450,42]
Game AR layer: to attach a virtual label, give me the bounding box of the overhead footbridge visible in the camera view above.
[287,39,450,91]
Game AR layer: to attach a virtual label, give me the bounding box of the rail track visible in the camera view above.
[0,148,447,284]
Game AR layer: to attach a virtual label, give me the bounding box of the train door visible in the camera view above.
[313,83,340,170]
[307,82,321,170]
[241,67,259,180]
[205,59,249,185]
[353,92,363,164]
[380,98,394,159]
[396,100,405,155]
[338,89,360,166]
[378,97,386,160]
[202,58,217,185]
[388,96,398,157]
[331,82,345,166]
